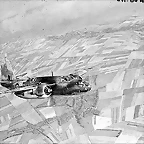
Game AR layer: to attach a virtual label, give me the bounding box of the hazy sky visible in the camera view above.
[0,1,144,42]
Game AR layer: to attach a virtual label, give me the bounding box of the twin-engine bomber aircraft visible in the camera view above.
[0,54,91,102]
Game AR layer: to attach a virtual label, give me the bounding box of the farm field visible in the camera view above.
[0,15,144,143]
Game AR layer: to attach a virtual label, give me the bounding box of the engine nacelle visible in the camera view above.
[33,83,52,97]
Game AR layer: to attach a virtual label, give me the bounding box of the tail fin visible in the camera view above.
[0,53,15,81]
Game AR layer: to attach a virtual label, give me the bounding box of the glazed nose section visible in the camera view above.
[87,85,91,91]
[84,84,91,91]
[83,81,91,91]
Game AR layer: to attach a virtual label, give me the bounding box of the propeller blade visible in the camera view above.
[47,97,55,107]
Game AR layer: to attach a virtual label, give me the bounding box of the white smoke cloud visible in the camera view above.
[0,1,143,35]
[0,1,116,33]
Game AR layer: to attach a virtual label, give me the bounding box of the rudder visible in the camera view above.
[0,53,15,81]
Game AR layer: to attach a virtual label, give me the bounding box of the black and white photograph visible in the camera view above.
[0,0,144,143]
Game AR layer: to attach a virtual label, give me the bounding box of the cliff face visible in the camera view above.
[0,15,144,143]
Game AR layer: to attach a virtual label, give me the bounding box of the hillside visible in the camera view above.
[0,15,144,143]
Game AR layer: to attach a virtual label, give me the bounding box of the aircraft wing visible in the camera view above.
[0,79,27,84]
[46,83,56,86]
[12,83,56,93]
[0,86,34,94]
[0,80,13,84]
[14,79,27,82]
[11,86,35,93]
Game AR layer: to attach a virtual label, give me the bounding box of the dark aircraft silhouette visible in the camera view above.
[0,54,91,101]
[12,73,91,99]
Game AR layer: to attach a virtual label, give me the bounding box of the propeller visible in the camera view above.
[47,96,55,107]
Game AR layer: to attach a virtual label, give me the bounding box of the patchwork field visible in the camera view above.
[0,15,144,143]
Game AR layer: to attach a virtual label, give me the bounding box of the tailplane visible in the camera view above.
[0,53,15,81]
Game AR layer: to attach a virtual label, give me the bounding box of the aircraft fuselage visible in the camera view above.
[1,81,14,89]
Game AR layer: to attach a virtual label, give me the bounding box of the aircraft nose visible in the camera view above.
[84,85,91,91]
[87,85,91,91]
